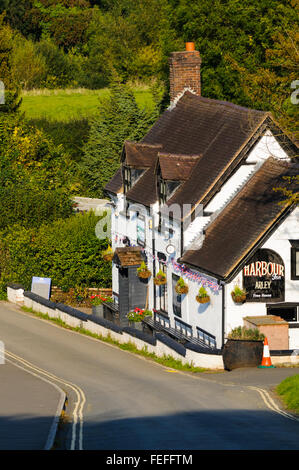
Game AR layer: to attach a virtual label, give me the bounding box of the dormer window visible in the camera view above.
[124,166,132,193]
[123,166,144,193]
[159,177,180,205]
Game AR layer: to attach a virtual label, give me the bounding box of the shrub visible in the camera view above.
[0,186,74,230]
[228,326,265,341]
[0,212,112,292]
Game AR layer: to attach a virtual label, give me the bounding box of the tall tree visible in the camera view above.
[0,13,21,112]
[80,82,160,196]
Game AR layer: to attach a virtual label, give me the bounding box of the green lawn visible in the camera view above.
[20,87,155,162]
[276,374,299,414]
[21,88,154,122]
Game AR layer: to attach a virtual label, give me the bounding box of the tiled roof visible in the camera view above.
[124,141,162,168]
[180,157,299,280]
[105,91,270,202]
[105,168,123,194]
[158,153,201,181]
[114,247,144,267]
[142,92,268,207]
[244,315,288,326]
[125,165,158,206]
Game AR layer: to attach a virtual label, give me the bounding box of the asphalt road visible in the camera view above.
[0,361,64,450]
[0,302,298,451]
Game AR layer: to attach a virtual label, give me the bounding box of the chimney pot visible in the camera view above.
[169,45,202,103]
[185,42,195,51]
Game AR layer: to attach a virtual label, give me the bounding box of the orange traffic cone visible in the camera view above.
[259,337,275,368]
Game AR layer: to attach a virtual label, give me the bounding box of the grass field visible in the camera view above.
[20,87,155,162]
[21,87,154,122]
[276,374,299,413]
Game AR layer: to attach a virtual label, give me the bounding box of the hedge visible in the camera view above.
[0,211,112,292]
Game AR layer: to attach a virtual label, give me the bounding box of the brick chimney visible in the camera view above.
[169,43,202,103]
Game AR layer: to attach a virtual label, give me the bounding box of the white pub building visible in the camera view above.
[105,43,299,352]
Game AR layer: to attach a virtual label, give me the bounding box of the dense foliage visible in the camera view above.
[0,212,111,291]
[0,112,75,228]
[80,82,160,196]
[0,0,297,136]
[0,0,297,294]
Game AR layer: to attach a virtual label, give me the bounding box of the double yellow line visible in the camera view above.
[249,385,299,422]
[5,350,86,450]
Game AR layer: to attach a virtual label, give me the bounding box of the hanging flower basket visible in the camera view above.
[196,286,210,304]
[154,269,167,286]
[231,286,247,304]
[175,277,189,295]
[137,261,152,279]
[101,245,114,262]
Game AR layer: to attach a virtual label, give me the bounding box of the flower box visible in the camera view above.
[92,304,104,317]
[222,339,264,371]
[127,307,152,323]
[129,321,144,331]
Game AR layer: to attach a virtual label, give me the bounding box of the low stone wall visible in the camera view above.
[6,285,299,369]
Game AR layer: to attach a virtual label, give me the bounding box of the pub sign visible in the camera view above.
[243,249,285,302]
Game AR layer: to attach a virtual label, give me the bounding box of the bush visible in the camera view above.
[228,326,265,341]
[0,186,74,230]
[0,212,112,292]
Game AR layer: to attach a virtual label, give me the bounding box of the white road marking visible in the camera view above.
[5,350,86,449]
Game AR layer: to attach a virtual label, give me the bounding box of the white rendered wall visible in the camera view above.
[205,131,289,216]
[225,208,299,345]
[246,130,289,163]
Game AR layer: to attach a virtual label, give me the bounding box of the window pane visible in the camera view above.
[172,274,181,317]
[296,251,299,276]
[268,307,297,322]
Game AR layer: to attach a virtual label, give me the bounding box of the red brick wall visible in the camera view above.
[169,50,202,102]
